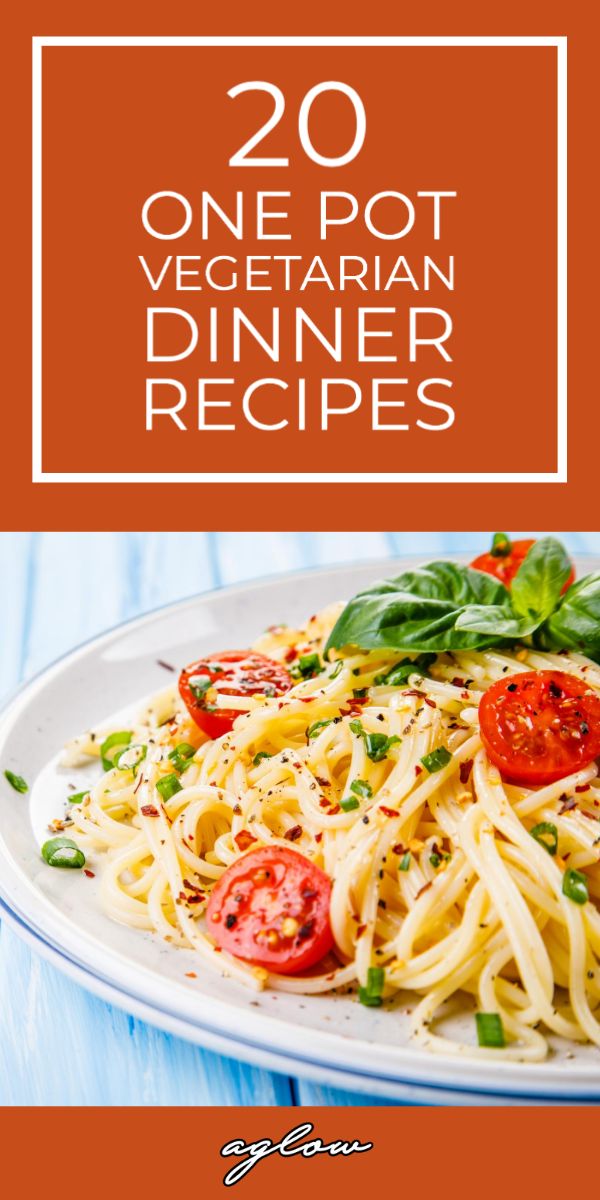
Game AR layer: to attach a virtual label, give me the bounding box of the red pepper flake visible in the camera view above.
[414,765,423,777]
[559,796,577,814]
[339,702,365,717]
[403,688,425,699]
[423,697,437,709]
[284,647,298,662]
[392,843,407,855]
[416,881,433,899]
[315,832,323,843]
[182,879,206,899]
[141,804,159,817]
[83,868,95,878]
[451,677,466,688]
[328,805,341,815]
[234,830,258,851]
[380,806,400,818]
[284,824,303,842]
[355,924,367,939]
[319,798,331,809]
[185,971,197,978]
[575,785,590,793]
[461,691,471,700]
[459,759,474,785]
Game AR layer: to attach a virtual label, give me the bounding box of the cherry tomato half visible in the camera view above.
[479,670,600,786]
[179,650,292,740]
[471,537,575,591]
[207,845,334,974]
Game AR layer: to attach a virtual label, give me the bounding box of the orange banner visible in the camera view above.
[1,0,598,528]
[1,1106,597,1195]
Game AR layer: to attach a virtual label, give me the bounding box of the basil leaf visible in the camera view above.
[538,572,600,658]
[455,605,540,639]
[510,537,572,622]
[374,653,437,686]
[325,561,509,654]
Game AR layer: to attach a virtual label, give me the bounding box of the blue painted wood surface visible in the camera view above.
[1,531,598,1105]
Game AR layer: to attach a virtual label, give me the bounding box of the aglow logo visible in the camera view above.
[220,1121,374,1185]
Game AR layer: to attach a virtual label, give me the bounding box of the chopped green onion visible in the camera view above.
[340,796,360,812]
[349,720,400,762]
[475,1011,505,1047]
[399,851,411,871]
[68,791,89,805]
[364,733,400,762]
[100,731,133,772]
[329,660,344,679]
[529,821,558,856]
[350,779,372,799]
[291,653,322,680]
[374,654,436,687]
[168,742,196,773]
[188,674,213,699]
[429,853,442,868]
[253,751,272,766]
[353,687,369,699]
[41,836,85,869]
[562,867,588,905]
[490,532,511,558]
[359,965,384,1007]
[4,769,28,793]
[421,746,452,774]
[116,743,147,773]
[156,774,182,801]
[306,719,334,740]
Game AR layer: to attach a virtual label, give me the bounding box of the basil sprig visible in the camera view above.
[325,537,590,658]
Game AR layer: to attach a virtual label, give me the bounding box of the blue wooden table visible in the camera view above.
[1,531,597,1105]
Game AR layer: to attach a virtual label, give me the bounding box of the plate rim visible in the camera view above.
[3,551,600,1101]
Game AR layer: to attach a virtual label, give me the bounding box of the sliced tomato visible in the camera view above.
[479,670,600,786]
[471,536,575,591]
[179,650,292,739]
[206,845,334,974]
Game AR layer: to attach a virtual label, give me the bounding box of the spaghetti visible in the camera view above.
[61,594,600,1062]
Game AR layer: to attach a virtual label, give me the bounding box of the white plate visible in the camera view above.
[2,555,600,1105]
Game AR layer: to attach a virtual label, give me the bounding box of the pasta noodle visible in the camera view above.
[61,603,600,1062]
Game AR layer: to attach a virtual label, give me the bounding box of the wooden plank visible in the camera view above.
[0,531,292,1106]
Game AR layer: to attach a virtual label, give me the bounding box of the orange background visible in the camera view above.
[1,1105,598,1194]
[1,0,597,527]
[41,43,556,476]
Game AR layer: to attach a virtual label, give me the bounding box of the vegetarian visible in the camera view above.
[206,845,333,973]
[479,670,600,786]
[179,650,292,739]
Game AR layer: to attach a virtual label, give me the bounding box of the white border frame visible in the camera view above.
[31,36,567,484]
